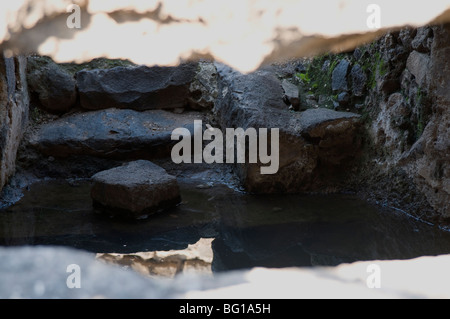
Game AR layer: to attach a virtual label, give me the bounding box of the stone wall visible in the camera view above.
[420,25,450,220]
[0,54,29,192]
[277,24,449,222]
[365,25,449,222]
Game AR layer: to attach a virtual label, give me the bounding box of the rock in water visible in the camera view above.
[91,160,181,219]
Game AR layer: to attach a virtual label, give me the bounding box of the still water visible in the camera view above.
[1,179,450,272]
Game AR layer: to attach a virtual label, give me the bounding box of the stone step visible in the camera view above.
[76,63,200,111]
[30,108,204,159]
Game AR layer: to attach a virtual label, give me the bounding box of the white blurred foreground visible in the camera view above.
[1,245,450,299]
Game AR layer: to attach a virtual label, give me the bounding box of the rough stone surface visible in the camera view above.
[2,246,450,298]
[26,56,76,113]
[281,79,300,110]
[0,54,29,192]
[400,24,450,220]
[332,59,350,92]
[1,1,450,73]
[337,92,350,107]
[411,27,434,53]
[398,28,417,51]
[29,108,203,159]
[77,63,198,111]
[214,63,362,193]
[406,50,431,88]
[187,61,218,110]
[350,64,367,97]
[360,24,448,221]
[371,93,411,161]
[91,160,181,218]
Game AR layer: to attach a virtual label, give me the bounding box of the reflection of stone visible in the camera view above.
[96,238,213,278]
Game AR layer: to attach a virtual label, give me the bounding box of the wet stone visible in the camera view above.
[90,160,181,219]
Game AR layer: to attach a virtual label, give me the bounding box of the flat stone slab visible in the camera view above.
[77,63,198,111]
[30,108,203,159]
[91,160,181,218]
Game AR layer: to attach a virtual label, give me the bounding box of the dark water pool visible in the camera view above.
[1,179,450,271]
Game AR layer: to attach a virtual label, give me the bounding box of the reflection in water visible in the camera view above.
[211,191,450,269]
[96,238,213,278]
[1,179,450,275]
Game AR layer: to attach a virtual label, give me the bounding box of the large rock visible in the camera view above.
[0,54,29,192]
[77,63,198,111]
[26,56,76,113]
[365,24,449,221]
[30,108,202,159]
[214,63,362,193]
[91,160,181,218]
[2,1,450,73]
